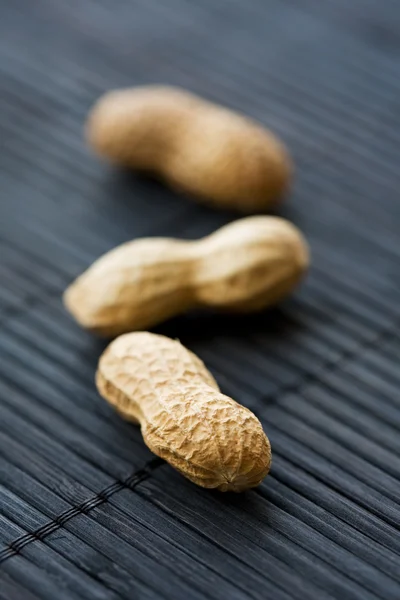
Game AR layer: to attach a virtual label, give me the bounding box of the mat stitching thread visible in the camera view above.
[2,317,398,563]
[0,457,163,563]
[2,317,399,565]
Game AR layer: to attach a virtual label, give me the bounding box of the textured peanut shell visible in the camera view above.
[86,85,291,211]
[64,216,309,336]
[64,216,309,337]
[97,332,271,491]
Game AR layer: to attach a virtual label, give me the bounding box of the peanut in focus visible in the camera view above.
[86,85,292,212]
[64,216,309,337]
[97,332,271,491]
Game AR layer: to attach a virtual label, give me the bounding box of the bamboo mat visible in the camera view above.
[1,0,400,599]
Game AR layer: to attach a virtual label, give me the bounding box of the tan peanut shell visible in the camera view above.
[96,332,271,491]
[86,85,291,211]
[64,216,309,337]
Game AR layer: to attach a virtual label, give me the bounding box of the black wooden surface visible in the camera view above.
[1,0,400,599]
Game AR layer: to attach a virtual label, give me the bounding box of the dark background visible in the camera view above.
[1,1,400,599]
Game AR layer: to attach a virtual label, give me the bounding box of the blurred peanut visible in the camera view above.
[87,85,291,211]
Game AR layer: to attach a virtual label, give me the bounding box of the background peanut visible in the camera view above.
[87,85,292,212]
[97,332,271,491]
[64,216,309,337]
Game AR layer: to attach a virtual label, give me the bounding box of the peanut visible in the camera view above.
[86,85,291,212]
[96,332,271,491]
[64,216,309,337]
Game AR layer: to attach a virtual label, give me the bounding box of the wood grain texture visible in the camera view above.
[1,0,400,598]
